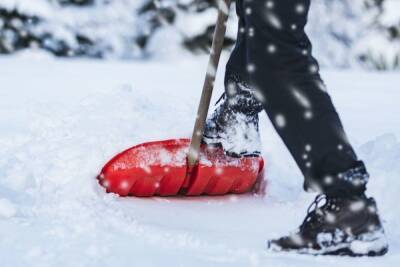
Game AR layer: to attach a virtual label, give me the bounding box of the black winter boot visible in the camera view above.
[203,81,263,157]
[267,194,388,256]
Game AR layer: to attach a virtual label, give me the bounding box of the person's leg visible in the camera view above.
[238,0,388,255]
[206,0,366,195]
[203,0,264,157]
[205,0,388,255]
[240,0,366,195]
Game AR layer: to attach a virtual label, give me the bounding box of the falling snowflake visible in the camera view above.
[309,64,319,73]
[368,205,377,214]
[267,44,277,54]
[247,63,256,73]
[265,1,274,9]
[289,233,304,245]
[120,180,129,189]
[295,4,306,14]
[253,90,266,104]
[316,80,328,92]
[142,165,152,174]
[264,11,282,30]
[102,180,110,188]
[215,167,223,175]
[304,110,313,120]
[349,200,366,212]
[227,83,237,96]
[325,212,336,223]
[292,88,311,109]
[207,63,217,77]
[248,27,255,37]
[324,176,334,185]
[275,114,286,128]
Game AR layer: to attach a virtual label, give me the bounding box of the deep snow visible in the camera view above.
[0,52,399,266]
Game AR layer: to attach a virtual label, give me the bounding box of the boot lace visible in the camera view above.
[300,194,335,231]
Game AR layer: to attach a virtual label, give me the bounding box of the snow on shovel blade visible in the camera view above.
[97,139,264,197]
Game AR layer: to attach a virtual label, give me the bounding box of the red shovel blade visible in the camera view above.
[98,139,264,197]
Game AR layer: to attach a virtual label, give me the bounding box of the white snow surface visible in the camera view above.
[0,53,400,266]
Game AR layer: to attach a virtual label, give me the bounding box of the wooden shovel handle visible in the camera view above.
[187,0,232,169]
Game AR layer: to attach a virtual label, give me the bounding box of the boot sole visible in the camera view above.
[202,136,261,158]
[267,231,389,257]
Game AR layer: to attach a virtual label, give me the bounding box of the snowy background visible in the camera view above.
[1,0,400,69]
[1,0,400,267]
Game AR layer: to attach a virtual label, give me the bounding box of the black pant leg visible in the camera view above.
[222,0,264,115]
[226,0,366,196]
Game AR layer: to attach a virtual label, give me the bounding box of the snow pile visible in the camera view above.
[0,55,400,266]
[359,134,400,242]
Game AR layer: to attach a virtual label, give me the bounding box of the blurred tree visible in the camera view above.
[135,0,235,54]
[358,0,400,69]
[0,0,399,70]
[57,0,95,6]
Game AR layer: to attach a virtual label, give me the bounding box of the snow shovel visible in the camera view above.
[97,0,264,197]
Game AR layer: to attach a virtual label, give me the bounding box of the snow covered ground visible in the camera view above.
[0,52,399,266]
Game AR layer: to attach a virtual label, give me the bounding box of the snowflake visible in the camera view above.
[207,63,217,77]
[295,4,306,14]
[309,64,319,73]
[102,180,110,188]
[305,144,312,152]
[120,180,129,189]
[325,212,336,223]
[247,63,256,73]
[267,44,277,54]
[227,83,237,96]
[324,175,334,185]
[265,12,282,30]
[248,27,255,37]
[265,1,274,9]
[289,233,304,245]
[215,167,223,175]
[304,110,313,120]
[349,200,366,212]
[275,114,286,128]
[292,88,311,109]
